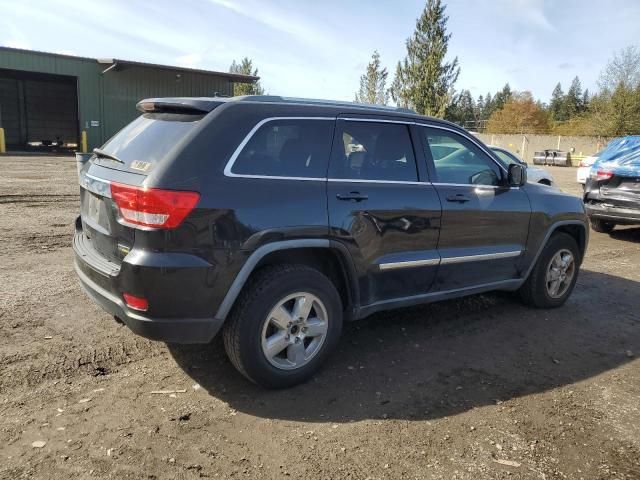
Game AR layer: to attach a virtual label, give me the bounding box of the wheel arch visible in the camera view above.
[215,240,359,321]
[554,223,587,261]
[522,220,588,281]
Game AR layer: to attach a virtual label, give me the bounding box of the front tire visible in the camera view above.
[519,233,580,308]
[223,264,343,388]
[589,217,615,233]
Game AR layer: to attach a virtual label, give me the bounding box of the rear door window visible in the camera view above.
[329,121,418,182]
[229,119,334,178]
[97,113,204,173]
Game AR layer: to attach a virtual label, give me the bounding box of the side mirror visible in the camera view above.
[508,163,527,186]
[522,161,529,168]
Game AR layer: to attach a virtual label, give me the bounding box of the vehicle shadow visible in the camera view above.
[168,269,638,423]
[610,226,640,243]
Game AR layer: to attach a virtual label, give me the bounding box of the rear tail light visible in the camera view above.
[590,168,614,181]
[123,293,148,312]
[110,183,200,229]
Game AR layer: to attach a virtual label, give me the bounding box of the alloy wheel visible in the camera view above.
[260,292,329,370]
[545,249,575,299]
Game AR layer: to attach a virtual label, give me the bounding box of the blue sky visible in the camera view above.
[1,0,639,103]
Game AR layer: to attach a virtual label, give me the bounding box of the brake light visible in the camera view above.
[123,293,148,311]
[110,183,200,229]
[590,169,614,181]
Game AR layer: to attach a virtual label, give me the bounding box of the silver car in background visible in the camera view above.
[489,146,556,186]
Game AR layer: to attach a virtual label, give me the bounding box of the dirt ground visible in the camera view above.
[1,156,639,480]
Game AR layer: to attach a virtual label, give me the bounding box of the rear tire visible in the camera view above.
[519,232,580,308]
[223,264,343,388]
[589,217,615,233]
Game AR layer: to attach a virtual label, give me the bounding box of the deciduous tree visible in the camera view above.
[486,91,550,134]
[598,45,640,93]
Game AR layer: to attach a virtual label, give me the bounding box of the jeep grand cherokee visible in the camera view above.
[74,96,588,388]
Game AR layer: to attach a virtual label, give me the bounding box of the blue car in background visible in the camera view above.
[584,136,640,233]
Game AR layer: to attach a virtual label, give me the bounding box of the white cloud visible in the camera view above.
[3,40,31,50]
[207,0,330,46]
[495,0,554,31]
[1,17,31,50]
[176,53,203,68]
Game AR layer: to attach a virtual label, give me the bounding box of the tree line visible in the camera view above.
[226,0,640,137]
[352,1,640,137]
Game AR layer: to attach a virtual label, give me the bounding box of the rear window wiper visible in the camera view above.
[93,148,125,164]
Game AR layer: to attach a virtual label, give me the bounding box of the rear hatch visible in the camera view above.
[599,174,640,209]
[77,99,215,269]
[592,145,640,210]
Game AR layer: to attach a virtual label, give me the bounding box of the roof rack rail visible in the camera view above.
[233,95,416,114]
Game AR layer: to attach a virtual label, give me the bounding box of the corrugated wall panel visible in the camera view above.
[1,49,236,150]
[0,78,21,145]
[0,49,103,148]
[101,66,233,143]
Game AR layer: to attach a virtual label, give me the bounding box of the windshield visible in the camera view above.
[96,113,204,173]
[491,148,520,166]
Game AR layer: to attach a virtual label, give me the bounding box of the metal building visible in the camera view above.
[0,47,258,152]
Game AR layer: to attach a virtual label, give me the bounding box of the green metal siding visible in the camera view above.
[0,48,235,150]
[0,78,21,144]
[101,66,232,144]
[0,49,103,148]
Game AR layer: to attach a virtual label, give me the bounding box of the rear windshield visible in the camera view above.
[96,113,203,173]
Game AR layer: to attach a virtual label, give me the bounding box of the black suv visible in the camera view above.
[74,96,588,387]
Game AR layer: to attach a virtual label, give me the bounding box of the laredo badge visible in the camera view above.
[130,160,152,172]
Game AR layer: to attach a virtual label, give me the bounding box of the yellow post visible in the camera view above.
[0,127,6,153]
[81,130,88,153]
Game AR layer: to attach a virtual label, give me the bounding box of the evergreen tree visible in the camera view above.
[389,61,409,108]
[354,51,389,105]
[549,82,565,121]
[493,83,512,111]
[391,0,460,116]
[445,89,475,125]
[458,89,476,124]
[483,92,494,118]
[229,58,265,96]
[564,76,584,119]
[475,94,484,120]
[582,88,590,109]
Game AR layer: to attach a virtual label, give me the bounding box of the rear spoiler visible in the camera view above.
[136,97,222,114]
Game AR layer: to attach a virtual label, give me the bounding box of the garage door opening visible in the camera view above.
[0,68,79,152]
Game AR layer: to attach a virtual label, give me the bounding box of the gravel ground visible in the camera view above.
[0,156,639,479]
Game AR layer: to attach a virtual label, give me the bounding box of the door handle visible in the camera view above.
[446,194,471,203]
[336,191,369,202]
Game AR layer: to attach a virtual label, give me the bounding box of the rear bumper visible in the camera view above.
[73,220,225,344]
[75,262,224,343]
[585,202,640,224]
